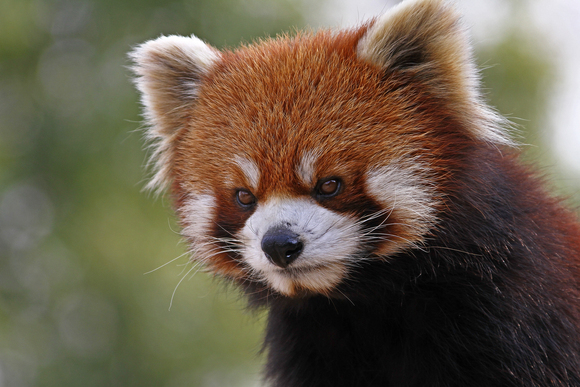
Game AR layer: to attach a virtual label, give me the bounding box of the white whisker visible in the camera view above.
[169,262,201,311]
[144,250,191,275]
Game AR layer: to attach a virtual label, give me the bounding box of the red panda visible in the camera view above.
[130,0,580,385]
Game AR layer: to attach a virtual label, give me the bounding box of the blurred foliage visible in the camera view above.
[0,0,574,386]
[480,32,553,152]
[480,31,580,203]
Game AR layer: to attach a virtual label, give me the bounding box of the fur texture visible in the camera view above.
[131,0,580,385]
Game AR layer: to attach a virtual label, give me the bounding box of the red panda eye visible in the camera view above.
[236,189,256,207]
[317,178,341,197]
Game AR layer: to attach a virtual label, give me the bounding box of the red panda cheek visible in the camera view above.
[364,164,440,255]
[315,183,395,255]
[179,190,253,279]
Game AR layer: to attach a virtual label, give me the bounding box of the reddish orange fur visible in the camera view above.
[170,26,479,273]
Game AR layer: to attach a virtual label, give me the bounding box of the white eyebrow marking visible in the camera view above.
[235,156,260,190]
[296,149,321,186]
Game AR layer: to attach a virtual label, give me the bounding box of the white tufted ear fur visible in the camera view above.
[357,0,511,145]
[130,35,220,192]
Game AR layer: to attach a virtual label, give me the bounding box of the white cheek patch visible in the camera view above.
[180,193,216,263]
[365,160,438,252]
[238,197,361,296]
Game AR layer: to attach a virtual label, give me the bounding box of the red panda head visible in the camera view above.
[130,0,510,298]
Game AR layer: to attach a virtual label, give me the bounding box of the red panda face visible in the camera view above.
[170,32,444,297]
[131,0,509,298]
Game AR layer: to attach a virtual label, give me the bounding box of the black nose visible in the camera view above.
[261,227,303,268]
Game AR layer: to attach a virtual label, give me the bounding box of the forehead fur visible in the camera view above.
[175,28,441,192]
[133,0,512,196]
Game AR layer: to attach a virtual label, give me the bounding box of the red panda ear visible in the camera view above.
[357,0,512,145]
[130,35,220,192]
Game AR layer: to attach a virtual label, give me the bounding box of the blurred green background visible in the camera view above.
[0,0,578,386]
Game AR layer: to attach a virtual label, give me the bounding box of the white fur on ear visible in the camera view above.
[130,35,220,192]
[357,0,512,145]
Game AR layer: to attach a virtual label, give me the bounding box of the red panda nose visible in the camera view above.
[261,227,303,268]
